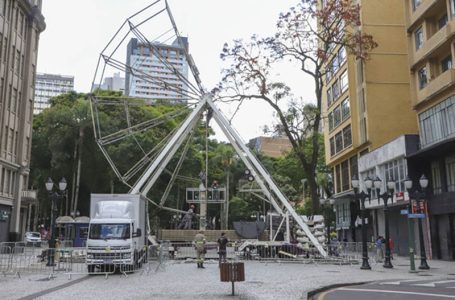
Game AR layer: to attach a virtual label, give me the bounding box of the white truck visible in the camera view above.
[86,194,147,272]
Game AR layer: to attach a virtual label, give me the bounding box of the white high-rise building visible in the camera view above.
[34,73,74,114]
[125,37,189,103]
[100,72,125,93]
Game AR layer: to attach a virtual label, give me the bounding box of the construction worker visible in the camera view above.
[179,204,195,229]
[193,230,206,268]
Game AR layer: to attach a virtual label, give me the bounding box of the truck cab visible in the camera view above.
[86,194,147,273]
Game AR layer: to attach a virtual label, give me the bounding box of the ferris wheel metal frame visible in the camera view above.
[89,0,327,257]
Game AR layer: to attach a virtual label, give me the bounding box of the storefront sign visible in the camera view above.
[0,210,9,221]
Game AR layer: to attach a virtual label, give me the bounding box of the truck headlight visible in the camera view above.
[87,254,93,259]
[122,253,131,259]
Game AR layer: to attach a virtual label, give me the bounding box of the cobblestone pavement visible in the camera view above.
[1,257,454,300]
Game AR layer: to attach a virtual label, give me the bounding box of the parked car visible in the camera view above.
[24,232,42,246]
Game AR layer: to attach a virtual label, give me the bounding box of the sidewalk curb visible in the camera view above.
[306,281,370,299]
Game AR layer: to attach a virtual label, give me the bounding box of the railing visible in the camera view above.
[0,242,169,279]
[0,240,371,279]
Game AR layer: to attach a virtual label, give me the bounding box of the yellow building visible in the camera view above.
[248,136,292,158]
[404,0,455,261]
[322,0,419,240]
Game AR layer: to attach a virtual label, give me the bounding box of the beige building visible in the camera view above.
[404,0,455,260]
[322,0,419,241]
[0,0,45,242]
[248,136,292,158]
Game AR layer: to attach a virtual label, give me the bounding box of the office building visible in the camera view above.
[125,37,189,103]
[0,0,45,242]
[321,0,419,246]
[404,0,455,260]
[99,72,124,93]
[34,73,74,114]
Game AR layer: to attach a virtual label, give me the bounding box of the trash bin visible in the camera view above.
[220,262,245,295]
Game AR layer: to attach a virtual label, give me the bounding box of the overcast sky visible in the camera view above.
[37,0,314,141]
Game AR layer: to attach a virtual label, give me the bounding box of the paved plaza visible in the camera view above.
[1,256,454,300]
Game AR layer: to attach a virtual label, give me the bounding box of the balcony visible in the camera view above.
[415,68,455,106]
[410,21,455,69]
[21,190,37,204]
[408,0,441,31]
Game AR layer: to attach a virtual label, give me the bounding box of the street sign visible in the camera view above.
[408,213,425,219]
[400,209,408,215]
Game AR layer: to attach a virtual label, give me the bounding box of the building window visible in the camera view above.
[441,55,452,73]
[327,88,332,107]
[333,105,341,127]
[384,158,406,192]
[419,95,455,147]
[418,67,427,89]
[412,0,422,11]
[332,79,340,99]
[341,160,350,191]
[340,71,348,93]
[439,14,448,29]
[326,61,332,82]
[431,161,442,195]
[341,98,350,120]
[335,131,343,153]
[350,155,358,189]
[330,137,335,156]
[451,0,455,17]
[338,47,346,65]
[332,56,339,74]
[446,155,455,192]
[328,111,334,131]
[335,165,341,193]
[342,125,352,148]
[415,27,423,50]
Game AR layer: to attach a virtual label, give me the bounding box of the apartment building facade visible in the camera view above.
[34,73,74,114]
[405,0,455,260]
[0,0,45,242]
[322,0,419,243]
[248,136,292,158]
[125,37,189,103]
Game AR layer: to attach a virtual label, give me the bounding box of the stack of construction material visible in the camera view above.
[295,215,327,251]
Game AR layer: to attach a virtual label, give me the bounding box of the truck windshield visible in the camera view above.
[89,224,130,240]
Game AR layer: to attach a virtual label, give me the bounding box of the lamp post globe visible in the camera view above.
[58,177,67,191]
[45,178,54,192]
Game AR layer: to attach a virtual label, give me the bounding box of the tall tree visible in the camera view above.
[216,0,377,212]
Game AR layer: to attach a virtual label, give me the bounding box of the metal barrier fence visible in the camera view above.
[0,240,379,279]
[0,243,172,279]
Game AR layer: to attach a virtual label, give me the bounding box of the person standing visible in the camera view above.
[211,180,219,200]
[179,204,195,229]
[389,238,394,259]
[217,232,229,265]
[194,230,206,268]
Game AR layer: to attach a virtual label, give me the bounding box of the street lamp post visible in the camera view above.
[351,175,373,270]
[45,177,67,267]
[374,176,395,269]
[405,175,430,270]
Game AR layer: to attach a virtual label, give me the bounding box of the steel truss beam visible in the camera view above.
[131,94,327,257]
